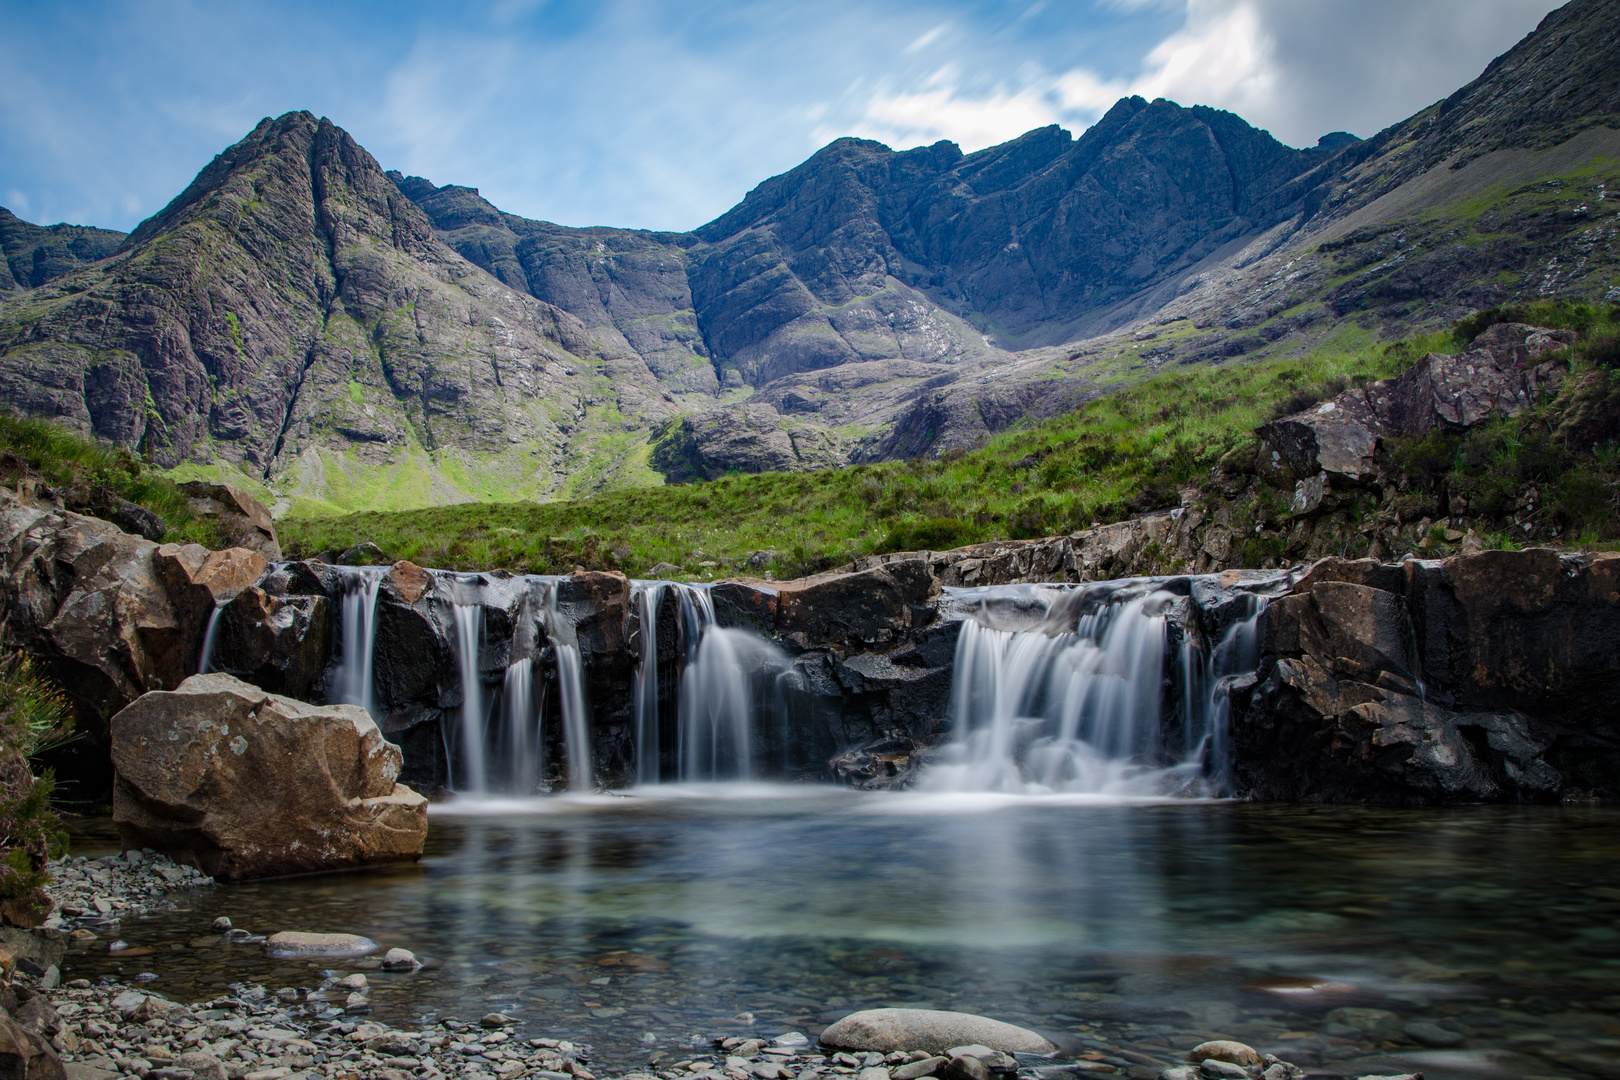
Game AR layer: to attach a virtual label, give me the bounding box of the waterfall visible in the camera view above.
[631,582,666,785]
[197,602,224,675]
[500,658,539,792]
[452,602,487,794]
[542,587,592,791]
[331,567,385,716]
[667,584,789,782]
[1187,594,1267,793]
[923,583,1270,796]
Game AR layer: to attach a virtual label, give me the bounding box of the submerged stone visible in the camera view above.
[820,1010,1057,1056]
[1187,1042,1262,1067]
[263,932,378,959]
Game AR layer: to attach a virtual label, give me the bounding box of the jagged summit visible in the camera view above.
[0,111,675,509]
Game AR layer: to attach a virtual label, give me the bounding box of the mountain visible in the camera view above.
[0,208,125,292]
[0,0,1616,511]
[0,113,678,513]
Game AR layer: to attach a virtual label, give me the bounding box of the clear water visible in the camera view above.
[64,795,1620,1079]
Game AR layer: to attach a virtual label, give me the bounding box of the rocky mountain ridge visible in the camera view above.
[0,0,1616,510]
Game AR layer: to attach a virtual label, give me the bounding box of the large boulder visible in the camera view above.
[1255,324,1571,485]
[110,673,427,880]
[819,1009,1057,1055]
[0,500,276,802]
[0,1008,64,1079]
[176,481,282,561]
[0,505,185,723]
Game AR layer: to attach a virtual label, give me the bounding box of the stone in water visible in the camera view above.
[820,1010,1057,1056]
[264,931,378,958]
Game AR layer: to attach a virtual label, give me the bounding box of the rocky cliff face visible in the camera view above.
[0,208,125,293]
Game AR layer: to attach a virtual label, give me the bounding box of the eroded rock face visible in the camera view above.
[1256,324,1573,484]
[110,673,427,881]
[1230,551,1618,804]
[176,482,282,561]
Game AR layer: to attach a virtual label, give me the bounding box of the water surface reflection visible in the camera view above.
[65,792,1620,1079]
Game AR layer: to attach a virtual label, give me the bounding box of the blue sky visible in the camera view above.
[0,0,1561,234]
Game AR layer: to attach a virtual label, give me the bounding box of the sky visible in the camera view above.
[0,0,1563,235]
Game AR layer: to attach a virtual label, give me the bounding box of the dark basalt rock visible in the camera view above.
[1230,551,1620,804]
[212,586,331,700]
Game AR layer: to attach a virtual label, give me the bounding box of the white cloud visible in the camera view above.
[905,23,950,52]
[1129,1,1275,115]
[837,0,1553,156]
[837,66,1068,151]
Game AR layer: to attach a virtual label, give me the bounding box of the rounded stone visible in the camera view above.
[1187,1042,1262,1067]
[263,931,378,958]
[819,1010,1057,1056]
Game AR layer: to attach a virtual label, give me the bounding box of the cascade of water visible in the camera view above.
[923,583,1270,795]
[631,582,667,785]
[452,602,488,794]
[542,588,592,791]
[501,658,539,791]
[1187,594,1268,795]
[197,602,225,675]
[666,583,790,782]
[331,567,385,716]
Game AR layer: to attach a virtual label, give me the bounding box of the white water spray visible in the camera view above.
[542,587,592,791]
[197,602,225,675]
[332,567,384,716]
[924,583,1269,795]
[452,602,487,794]
[632,582,666,785]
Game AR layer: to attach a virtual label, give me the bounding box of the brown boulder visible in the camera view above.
[0,506,183,720]
[176,481,281,560]
[110,673,427,881]
[0,1009,63,1079]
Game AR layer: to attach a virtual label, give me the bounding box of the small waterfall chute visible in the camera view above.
[451,599,488,794]
[197,601,225,675]
[542,585,593,791]
[667,584,791,782]
[331,566,385,717]
[631,582,667,785]
[923,581,1270,796]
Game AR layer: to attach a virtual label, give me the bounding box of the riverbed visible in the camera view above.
[64,792,1620,1079]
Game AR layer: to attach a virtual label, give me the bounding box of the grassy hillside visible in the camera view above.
[280,301,1620,579]
[276,335,1439,577]
[0,414,221,546]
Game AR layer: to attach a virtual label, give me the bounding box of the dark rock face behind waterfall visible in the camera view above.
[4,474,1620,805]
[1233,550,1620,803]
